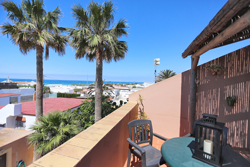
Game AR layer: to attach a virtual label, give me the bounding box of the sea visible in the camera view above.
[0,78,143,85]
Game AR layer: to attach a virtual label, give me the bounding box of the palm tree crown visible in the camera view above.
[1,0,68,57]
[1,0,68,120]
[69,1,129,122]
[157,69,176,82]
[28,112,80,155]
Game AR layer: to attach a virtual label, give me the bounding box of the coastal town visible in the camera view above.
[0,77,154,131]
[1,0,250,167]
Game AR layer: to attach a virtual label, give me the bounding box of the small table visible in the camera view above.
[161,137,250,167]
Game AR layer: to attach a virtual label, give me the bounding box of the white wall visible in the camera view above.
[0,88,35,96]
[6,116,15,128]
[0,96,10,106]
[0,104,22,125]
[23,115,36,131]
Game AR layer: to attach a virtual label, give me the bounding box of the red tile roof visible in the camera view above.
[21,98,85,116]
[0,93,20,97]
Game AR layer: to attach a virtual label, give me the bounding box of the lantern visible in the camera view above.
[192,114,225,167]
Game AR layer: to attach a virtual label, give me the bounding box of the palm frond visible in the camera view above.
[157,69,176,81]
[28,111,80,155]
[72,4,89,28]
[88,34,101,47]
[1,0,67,59]
[100,1,115,30]
[1,1,25,22]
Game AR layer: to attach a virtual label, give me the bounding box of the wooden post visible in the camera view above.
[192,56,200,71]
[190,57,197,132]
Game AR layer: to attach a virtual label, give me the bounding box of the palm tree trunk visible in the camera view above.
[36,45,44,122]
[95,51,103,122]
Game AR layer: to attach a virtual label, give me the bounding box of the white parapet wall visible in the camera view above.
[0,104,22,126]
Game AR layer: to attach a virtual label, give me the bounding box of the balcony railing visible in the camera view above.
[28,102,138,167]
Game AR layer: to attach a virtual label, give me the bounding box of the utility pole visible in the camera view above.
[154,58,160,83]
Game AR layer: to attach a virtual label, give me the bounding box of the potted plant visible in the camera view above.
[205,64,225,75]
[226,96,236,106]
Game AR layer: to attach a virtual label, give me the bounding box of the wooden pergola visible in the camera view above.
[182,0,250,132]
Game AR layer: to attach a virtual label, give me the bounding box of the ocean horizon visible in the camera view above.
[0,78,143,85]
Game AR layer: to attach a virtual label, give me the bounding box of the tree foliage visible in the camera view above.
[0,0,68,119]
[66,95,122,131]
[69,1,129,122]
[87,80,115,97]
[1,0,68,56]
[28,111,80,155]
[57,93,80,98]
[157,69,176,82]
[28,94,121,155]
[32,84,50,94]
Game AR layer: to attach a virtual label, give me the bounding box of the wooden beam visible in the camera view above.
[192,9,250,59]
[182,0,250,58]
[213,27,250,48]
[192,56,200,70]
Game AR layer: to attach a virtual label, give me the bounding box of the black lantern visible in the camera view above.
[192,114,225,167]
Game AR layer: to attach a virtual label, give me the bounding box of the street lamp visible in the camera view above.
[154,58,160,83]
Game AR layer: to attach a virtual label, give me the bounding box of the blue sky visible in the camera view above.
[1,0,249,82]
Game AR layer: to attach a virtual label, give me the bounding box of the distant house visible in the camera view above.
[113,85,130,90]
[0,88,35,102]
[49,85,74,93]
[0,93,21,106]
[0,98,84,130]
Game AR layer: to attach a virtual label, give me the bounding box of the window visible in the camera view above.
[16,121,26,129]
[0,153,7,167]
[15,117,26,129]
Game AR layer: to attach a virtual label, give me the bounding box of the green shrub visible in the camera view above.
[43,86,50,94]
[66,95,121,130]
[18,85,32,88]
[74,88,83,92]
[28,111,80,156]
[57,93,80,98]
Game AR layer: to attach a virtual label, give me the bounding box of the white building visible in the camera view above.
[0,88,35,96]
[0,98,84,131]
[49,85,75,93]
[0,93,21,106]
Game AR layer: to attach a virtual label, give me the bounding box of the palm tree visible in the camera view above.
[157,69,176,81]
[1,0,68,121]
[69,1,129,122]
[87,80,115,97]
[28,111,80,156]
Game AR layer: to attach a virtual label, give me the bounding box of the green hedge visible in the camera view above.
[74,88,82,92]
[57,93,80,98]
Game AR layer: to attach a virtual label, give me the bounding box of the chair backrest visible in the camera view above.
[128,119,153,145]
